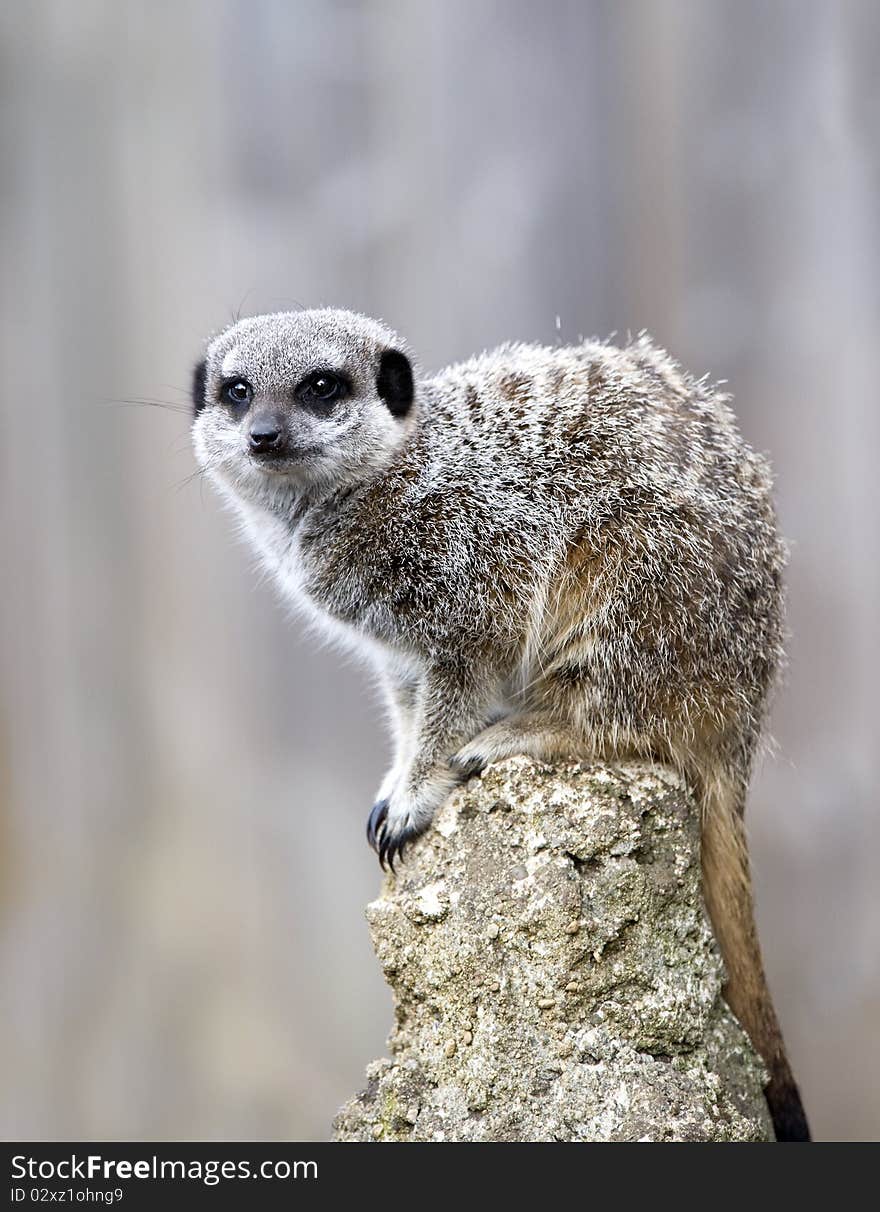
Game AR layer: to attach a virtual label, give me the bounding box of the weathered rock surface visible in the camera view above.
[333,757,773,1142]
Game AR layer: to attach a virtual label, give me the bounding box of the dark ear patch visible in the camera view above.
[376,349,414,418]
[191,358,208,417]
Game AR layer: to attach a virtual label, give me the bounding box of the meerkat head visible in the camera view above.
[191,308,415,499]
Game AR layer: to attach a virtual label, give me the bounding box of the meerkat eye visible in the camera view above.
[296,370,348,409]
[222,379,253,409]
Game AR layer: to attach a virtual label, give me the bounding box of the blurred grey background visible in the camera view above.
[1,0,878,1142]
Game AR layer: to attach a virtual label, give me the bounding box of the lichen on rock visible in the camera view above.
[333,756,773,1142]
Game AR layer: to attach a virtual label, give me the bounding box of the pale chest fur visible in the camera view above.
[232,494,423,677]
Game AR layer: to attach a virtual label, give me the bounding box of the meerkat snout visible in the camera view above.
[247,408,287,457]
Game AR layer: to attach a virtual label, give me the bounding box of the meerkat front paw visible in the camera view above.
[366,768,460,870]
[366,798,423,869]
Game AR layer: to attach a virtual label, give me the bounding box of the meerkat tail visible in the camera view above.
[700,778,811,1142]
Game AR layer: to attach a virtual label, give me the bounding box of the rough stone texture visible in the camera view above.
[333,757,773,1142]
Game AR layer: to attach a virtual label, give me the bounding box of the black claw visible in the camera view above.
[369,815,423,873]
[378,832,396,872]
[367,799,389,850]
[384,840,394,872]
[387,837,405,871]
[452,754,486,780]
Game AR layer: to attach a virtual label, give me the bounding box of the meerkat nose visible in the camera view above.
[248,413,286,456]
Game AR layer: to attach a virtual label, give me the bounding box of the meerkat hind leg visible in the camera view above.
[451,712,587,778]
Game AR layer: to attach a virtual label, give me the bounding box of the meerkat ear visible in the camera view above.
[191,357,208,417]
[376,349,414,418]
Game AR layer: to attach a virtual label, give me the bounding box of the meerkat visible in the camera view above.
[190,307,809,1141]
